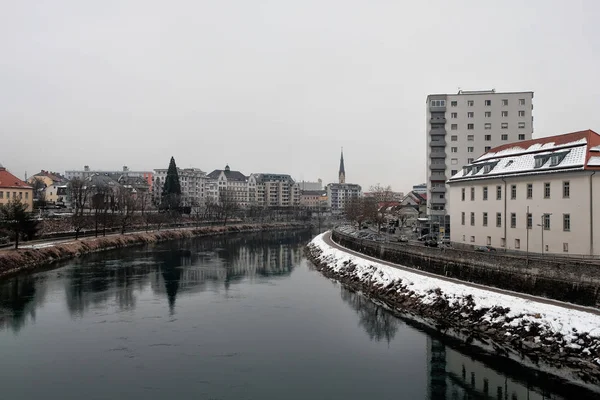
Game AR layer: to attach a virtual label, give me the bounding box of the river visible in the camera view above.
[0,230,594,399]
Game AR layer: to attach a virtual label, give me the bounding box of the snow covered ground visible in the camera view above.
[310,232,600,367]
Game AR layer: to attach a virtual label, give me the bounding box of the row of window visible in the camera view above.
[0,191,29,199]
[452,99,527,107]
[450,111,527,118]
[461,212,570,231]
[462,235,569,253]
[450,122,527,130]
[449,133,526,142]
[461,182,570,201]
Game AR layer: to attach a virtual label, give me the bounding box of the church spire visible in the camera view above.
[338,147,346,184]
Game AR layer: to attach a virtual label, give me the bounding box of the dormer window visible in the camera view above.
[484,164,492,173]
[534,155,549,168]
[549,151,570,166]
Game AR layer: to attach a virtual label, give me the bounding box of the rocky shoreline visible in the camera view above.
[306,233,600,393]
[0,222,310,280]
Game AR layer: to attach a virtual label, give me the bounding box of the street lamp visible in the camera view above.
[537,213,552,257]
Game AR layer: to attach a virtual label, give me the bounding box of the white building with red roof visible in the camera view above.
[0,163,34,211]
[447,130,600,256]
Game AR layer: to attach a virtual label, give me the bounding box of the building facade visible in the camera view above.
[0,163,34,211]
[426,90,534,233]
[298,179,323,191]
[207,165,252,207]
[66,166,153,190]
[251,173,300,208]
[447,130,600,256]
[299,190,328,209]
[326,149,361,212]
[153,167,213,208]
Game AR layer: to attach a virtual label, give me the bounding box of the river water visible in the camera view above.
[0,230,594,399]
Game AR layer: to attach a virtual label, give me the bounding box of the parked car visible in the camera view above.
[399,235,409,242]
[388,227,396,234]
[424,239,438,247]
[474,245,497,252]
[419,234,437,242]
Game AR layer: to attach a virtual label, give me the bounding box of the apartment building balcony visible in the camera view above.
[429,105,446,113]
[429,151,446,158]
[430,116,446,125]
[429,160,446,171]
[429,128,446,137]
[430,197,446,205]
[429,139,446,148]
[431,186,446,193]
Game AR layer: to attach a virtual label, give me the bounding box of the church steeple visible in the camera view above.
[338,148,346,184]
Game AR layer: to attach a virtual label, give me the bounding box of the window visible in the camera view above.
[496,212,502,227]
[0,191,3,199]
[563,214,570,231]
[18,192,22,199]
[484,99,491,106]
[534,157,545,168]
[484,146,491,152]
[484,123,491,130]
[467,158,474,163]
[502,99,508,106]
[519,110,525,117]
[451,169,457,175]
[451,147,458,153]
[461,188,465,201]
[510,213,516,228]
[467,124,474,130]
[467,135,474,141]
[485,111,491,118]
[544,182,551,198]
[543,214,551,230]
[467,100,474,106]
[527,183,533,199]
[470,236,475,243]
[451,124,458,130]
[451,135,458,141]
[486,236,491,246]
[451,101,457,107]
[515,239,521,249]
[483,212,488,226]
[527,213,532,229]
[467,112,474,118]
[501,134,508,140]
[462,235,465,241]
[518,134,525,140]
[451,112,457,118]
[501,238,506,247]
[483,186,488,200]
[563,243,569,252]
[470,212,475,226]
[501,123,508,129]
[518,122,526,129]
[25,192,28,199]
[519,98,525,105]
[431,100,445,107]
[484,134,491,141]
[461,212,465,225]
[502,111,508,117]
[563,181,570,198]
[496,185,502,200]
[451,158,458,165]
[510,185,516,199]
[470,187,475,201]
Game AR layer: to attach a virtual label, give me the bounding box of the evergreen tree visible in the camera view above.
[0,197,39,249]
[161,156,182,211]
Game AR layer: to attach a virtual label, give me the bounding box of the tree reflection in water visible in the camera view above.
[340,288,400,344]
[0,275,46,333]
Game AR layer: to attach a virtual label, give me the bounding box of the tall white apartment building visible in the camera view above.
[251,173,300,208]
[426,89,534,233]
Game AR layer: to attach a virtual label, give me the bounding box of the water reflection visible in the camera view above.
[0,229,312,329]
[342,288,580,400]
[340,288,400,344]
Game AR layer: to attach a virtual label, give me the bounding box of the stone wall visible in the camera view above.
[332,230,600,308]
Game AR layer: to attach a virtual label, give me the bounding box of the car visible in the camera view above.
[474,245,497,252]
[388,227,396,234]
[399,235,409,242]
[424,239,438,247]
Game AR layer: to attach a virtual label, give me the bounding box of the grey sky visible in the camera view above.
[2,0,599,192]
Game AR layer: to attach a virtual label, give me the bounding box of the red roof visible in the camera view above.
[0,167,32,189]
[484,129,600,170]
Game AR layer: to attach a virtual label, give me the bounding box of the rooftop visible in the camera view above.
[0,166,32,190]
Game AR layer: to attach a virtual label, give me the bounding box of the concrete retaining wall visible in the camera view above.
[332,230,600,308]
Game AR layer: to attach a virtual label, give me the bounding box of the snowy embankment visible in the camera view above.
[307,232,600,386]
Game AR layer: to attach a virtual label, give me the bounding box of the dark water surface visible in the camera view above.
[0,230,593,399]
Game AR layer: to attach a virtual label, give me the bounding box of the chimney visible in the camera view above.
[84,165,90,171]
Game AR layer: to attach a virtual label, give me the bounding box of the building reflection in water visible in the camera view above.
[342,288,568,400]
[0,229,312,329]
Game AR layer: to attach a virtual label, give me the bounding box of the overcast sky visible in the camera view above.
[1,0,599,192]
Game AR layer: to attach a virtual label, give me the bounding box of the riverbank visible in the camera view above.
[306,232,600,391]
[0,222,311,280]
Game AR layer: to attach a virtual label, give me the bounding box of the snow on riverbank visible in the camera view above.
[310,233,600,368]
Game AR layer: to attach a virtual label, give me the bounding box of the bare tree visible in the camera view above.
[219,188,239,226]
[345,197,376,229]
[117,187,137,234]
[68,178,89,216]
[71,213,88,240]
[369,184,394,232]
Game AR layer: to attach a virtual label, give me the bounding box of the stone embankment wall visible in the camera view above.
[306,236,600,391]
[333,230,600,308]
[0,223,310,280]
